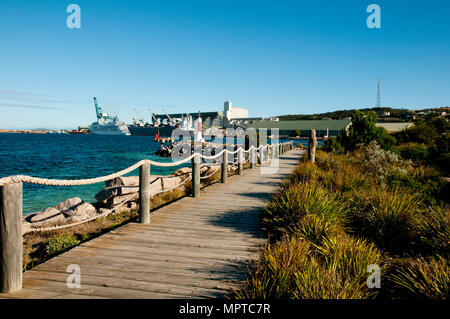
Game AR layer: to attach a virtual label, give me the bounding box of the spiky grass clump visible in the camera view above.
[262,181,347,240]
[235,236,312,299]
[235,234,381,299]
[316,234,382,284]
[391,256,449,299]
[293,264,372,299]
[415,207,450,255]
[346,187,421,254]
[295,214,341,245]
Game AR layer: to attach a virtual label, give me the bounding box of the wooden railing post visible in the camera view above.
[250,147,255,169]
[192,154,200,197]
[139,162,150,224]
[221,150,227,183]
[0,182,23,293]
[265,145,269,163]
[308,129,317,163]
[238,148,243,175]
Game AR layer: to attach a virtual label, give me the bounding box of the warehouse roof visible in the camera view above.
[250,119,352,131]
[375,122,414,132]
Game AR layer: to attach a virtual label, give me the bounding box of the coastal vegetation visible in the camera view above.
[236,111,449,299]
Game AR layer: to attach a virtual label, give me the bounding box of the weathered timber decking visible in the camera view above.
[1,149,303,299]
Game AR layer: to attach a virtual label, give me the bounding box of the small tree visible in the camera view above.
[338,111,396,152]
[290,129,301,137]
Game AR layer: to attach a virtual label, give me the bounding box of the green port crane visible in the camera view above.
[93,97,103,120]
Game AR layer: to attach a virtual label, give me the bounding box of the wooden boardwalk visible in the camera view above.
[1,150,302,299]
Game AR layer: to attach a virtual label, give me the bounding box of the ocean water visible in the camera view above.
[0,133,312,215]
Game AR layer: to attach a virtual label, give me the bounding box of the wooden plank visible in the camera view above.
[0,150,302,299]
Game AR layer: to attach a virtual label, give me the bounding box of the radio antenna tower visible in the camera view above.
[376,78,381,108]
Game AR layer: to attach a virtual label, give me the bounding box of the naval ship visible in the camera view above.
[89,97,130,136]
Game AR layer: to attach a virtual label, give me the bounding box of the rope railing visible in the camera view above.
[0,143,290,187]
[0,140,294,293]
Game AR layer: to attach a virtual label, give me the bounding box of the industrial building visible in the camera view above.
[375,122,414,133]
[250,119,352,138]
[153,101,257,130]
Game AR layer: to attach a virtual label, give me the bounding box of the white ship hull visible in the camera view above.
[89,123,130,136]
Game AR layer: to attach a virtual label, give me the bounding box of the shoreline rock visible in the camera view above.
[23,197,99,231]
[23,160,223,231]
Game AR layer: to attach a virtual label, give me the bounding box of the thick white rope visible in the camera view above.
[200,168,220,180]
[198,149,226,160]
[0,160,149,187]
[146,153,196,167]
[1,144,287,187]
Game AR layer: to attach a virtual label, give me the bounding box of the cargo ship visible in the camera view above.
[127,109,193,137]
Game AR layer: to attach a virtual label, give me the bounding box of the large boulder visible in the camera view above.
[98,175,165,206]
[55,197,83,212]
[172,167,191,176]
[161,176,183,191]
[24,197,99,229]
[105,176,140,188]
[27,207,61,223]
[62,202,97,219]
[25,208,66,226]
[95,185,139,202]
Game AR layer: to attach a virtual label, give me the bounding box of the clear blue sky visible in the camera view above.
[0,0,449,129]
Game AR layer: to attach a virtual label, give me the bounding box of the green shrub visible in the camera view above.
[388,165,448,206]
[355,141,412,185]
[323,137,344,154]
[44,235,80,256]
[397,142,429,163]
[338,110,396,152]
[391,256,449,299]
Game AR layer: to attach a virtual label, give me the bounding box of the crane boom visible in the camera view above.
[93,97,102,120]
[162,108,173,122]
[148,108,158,123]
[134,108,146,123]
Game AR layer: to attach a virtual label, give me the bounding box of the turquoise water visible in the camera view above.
[0,133,312,215]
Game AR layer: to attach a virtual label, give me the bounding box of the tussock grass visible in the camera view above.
[390,256,449,298]
[237,146,449,299]
[263,181,347,240]
[235,234,381,299]
[346,187,422,254]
